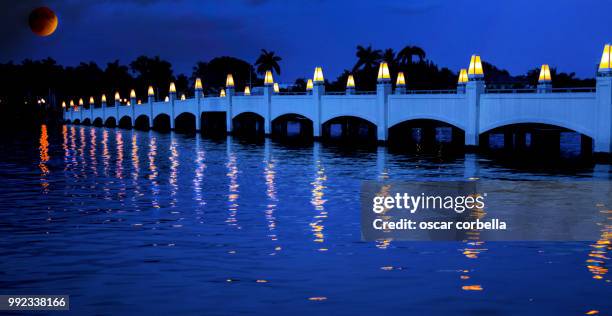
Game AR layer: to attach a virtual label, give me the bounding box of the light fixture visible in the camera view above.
[130,89,136,98]
[181,94,186,100]
[78,98,84,106]
[89,96,94,104]
[458,69,469,84]
[273,83,280,93]
[377,62,390,81]
[306,79,313,91]
[346,74,355,88]
[164,96,169,102]
[114,92,120,101]
[195,78,202,90]
[226,74,235,87]
[468,55,484,78]
[169,82,176,93]
[396,72,406,86]
[101,94,107,103]
[148,86,154,96]
[599,44,611,72]
[244,86,251,96]
[538,64,552,82]
[220,89,226,97]
[264,71,274,85]
[313,67,324,83]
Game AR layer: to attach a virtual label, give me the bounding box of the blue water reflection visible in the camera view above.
[0,125,610,315]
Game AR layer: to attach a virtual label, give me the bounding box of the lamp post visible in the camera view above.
[537,64,552,93]
[346,74,355,95]
[395,72,406,95]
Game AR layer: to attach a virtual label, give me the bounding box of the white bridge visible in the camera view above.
[64,49,612,155]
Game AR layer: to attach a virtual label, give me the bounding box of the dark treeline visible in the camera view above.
[0,45,596,127]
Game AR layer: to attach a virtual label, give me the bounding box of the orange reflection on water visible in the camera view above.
[310,158,327,249]
[89,128,98,176]
[226,150,240,227]
[586,206,611,282]
[264,147,279,253]
[115,131,124,180]
[459,200,488,292]
[169,137,179,207]
[148,136,160,208]
[39,124,50,192]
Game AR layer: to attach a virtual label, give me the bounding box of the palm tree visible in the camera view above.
[397,45,426,65]
[352,45,382,72]
[382,48,399,72]
[255,49,282,75]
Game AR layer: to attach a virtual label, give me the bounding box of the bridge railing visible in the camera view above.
[277,91,309,96]
[405,89,457,94]
[486,87,596,94]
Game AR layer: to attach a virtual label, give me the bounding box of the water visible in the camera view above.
[0,125,610,315]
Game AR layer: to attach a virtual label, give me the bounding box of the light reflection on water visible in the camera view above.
[0,125,610,315]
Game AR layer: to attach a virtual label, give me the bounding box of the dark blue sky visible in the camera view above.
[2,0,611,83]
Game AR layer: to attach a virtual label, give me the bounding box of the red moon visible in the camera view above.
[29,7,58,37]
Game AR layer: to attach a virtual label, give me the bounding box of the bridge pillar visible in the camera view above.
[195,87,202,131]
[89,99,94,121]
[595,75,612,154]
[465,80,484,147]
[376,81,391,142]
[147,94,154,128]
[130,94,136,126]
[226,86,235,134]
[263,84,273,135]
[114,96,120,125]
[169,90,176,130]
[101,98,106,122]
[312,82,325,138]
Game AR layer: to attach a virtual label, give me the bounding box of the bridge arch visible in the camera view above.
[232,112,265,138]
[93,117,103,127]
[153,114,171,132]
[104,117,116,127]
[322,115,377,144]
[272,113,313,141]
[82,118,91,126]
[118,116,132,129]
[480,118,594,139]
[175,112,197,133]
[73,119,81,125]
[134,115,150,130]
[388,119,465,153]
[479,122,593,159]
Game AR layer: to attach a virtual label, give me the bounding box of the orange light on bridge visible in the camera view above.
[101,94,107,103]
[220,89,226,97]
[468,55,484,78]
[244,86,251,96]
[148,86,154,96]
[78,98,84,106]
[538,64,552,82]
[273,83,280,93]
[347,74,355,88]
[181,93,186,100]
[458,69,469,83]
[377,62,390,81]
[61,101,66,108]
[226,74,235,87]
[306,79,313,91]
[264,71,274,85]
[313,67,324,83]
[396,72,406,86]
[195,78,202,90]
[169,82,176,93]
[599,44,611,71]
[89,96,94,104]
[114,92,120,101]
[130,89,136,98]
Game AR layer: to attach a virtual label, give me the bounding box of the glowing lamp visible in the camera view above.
[89,96,94,104]
[377,62,391,81]
[195,78,202,90]
[137,100,142,105]
[468,55,484,78]
[127,101,131,106]
[226,74,235,87]
[273,83,280,93]
[244,86,251,96]
[396,72,406,86]
[181,94,186,100]
[70,100,74,107]
[458,69,469,84]
[264,71,274,85]
[62,101,66,108]
[114,92,120,101]
[164,96,169,102]
[130,89,136,98]
[313,67,324,83]
[220,89,226,97]
[599,44,612,72]
[346,74,355,88]
[538,64,552,82]
[101,94,107,103]
[169,82,176,93]
[78,98,84,106]
[148,86,154,96]
[306,79,313,91]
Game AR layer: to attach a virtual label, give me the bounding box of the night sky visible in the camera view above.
[2,0,611,82]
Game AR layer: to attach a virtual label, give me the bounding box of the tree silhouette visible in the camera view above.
[255,49,282,75]
[397,45,426,65]
[130,56,173,98]
[353,45,382,72]
[191,56,259,94]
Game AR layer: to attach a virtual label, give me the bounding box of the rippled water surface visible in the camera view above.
[0,125,611,315]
